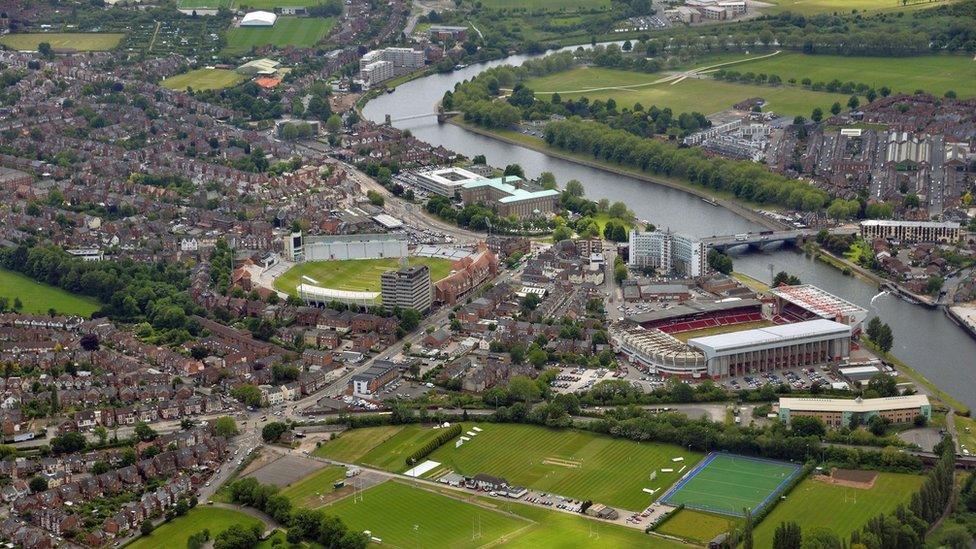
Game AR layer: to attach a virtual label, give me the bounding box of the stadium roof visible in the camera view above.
[296,284,380,303]
[770,284,867,326]
[688,319,851,358]
[303,233,409,244]
[860,219,959,229]
[628,298,762,325]
[372,213,403,229]
[779,395,929,413]
[240,11,277,26]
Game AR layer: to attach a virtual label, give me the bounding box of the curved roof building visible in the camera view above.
[240,11,277,26]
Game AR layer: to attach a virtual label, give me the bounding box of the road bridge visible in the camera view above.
[384,111,461,124]
[703,227,857,253]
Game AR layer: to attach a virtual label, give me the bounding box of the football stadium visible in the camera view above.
[611,285,866,379]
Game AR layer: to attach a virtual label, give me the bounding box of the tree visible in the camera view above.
[876,324,893,354]
[215,416,239,437]
[134,421,157,442]
[503,164,524,178]
[51,432,86,454]
[538,171,557,190]
[790,416,826,437]
[140,520,154,537]
[93,425,108,445]
[707,249,733,275]
[773,521,802,549]
[772,271,801,286]
[325,114,342,133]
[847,95,860,109]
[810,107,823,122]
[830,102,841,115]
[29,476,48,493]
[80,333,100,352]
[506,375,541,402]
[231,385,263,407]
[867,414,890,436]
[366,190,384,207]
[866,317,882,342]
[37,42,53,58]
[742,508,754,549]
[565,179,585,197]
[867,372,898,397]
[214,523,262,549]
[262,421,288,443]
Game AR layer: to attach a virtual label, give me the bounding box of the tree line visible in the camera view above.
[405,423,462,465]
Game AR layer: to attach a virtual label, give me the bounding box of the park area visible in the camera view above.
[655,508,739,544]
[524,67,854,118]
[127,507,264,549]
[0,268,100,317]
[274,256,454,296]
[279,465,347,507]
[760,0,951,14]
[161,68,244,92]
[324,481,529,548]
[659,452,801,516]
[223,17,335,54]
[0,32,124,51]
[702,52,976,99]
[751,471,925,547]
[312,424,451,471]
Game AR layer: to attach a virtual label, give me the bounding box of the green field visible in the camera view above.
[312,425,405,462]
[179,0,329,7]
[161,68,245,92]
[325,481,528,548]
[761,0,951,15]
[655,509,738,543]
[177,0,233,8]
[280,465,347,507]
[0,268,100,317]
[224,17,335,54]
[673,320,775,342]
[274,257,455,296]
[479,0,609,10]
[0,33,124,51]
[752,472,925,547]
[956,415,976,455]
[423,423,702,511]
[702,52,975,98]
[524,66,855,117]
[660,453,800,516]
[127,507,263,549]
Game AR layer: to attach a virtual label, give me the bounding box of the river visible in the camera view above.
[362,51,976,412]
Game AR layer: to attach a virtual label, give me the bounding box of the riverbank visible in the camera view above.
[860,337,970,417]
[447,117,788,232]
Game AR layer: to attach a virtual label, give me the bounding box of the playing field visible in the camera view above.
[0,268,100,317]
[325,481,528,548]
[127,507,263,549]
[752,472,924,547]
[161,68,245,92]
[660,453,801,516]
[479,0,609,10]
[279,465,346,507]
[701,52,975,99]
[177,0,233,8]
[424,423,702,510]
[312,425,404,462]
[655,509,738,543]
[274,256,455,296]
[0,33,124,51]
[673,320,775,342]
[760,0,950,15]
[954,415,976,456]
[223,17,335,54]
[524,67,854,117]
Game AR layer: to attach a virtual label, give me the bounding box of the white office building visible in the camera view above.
[412,167,484,196]
[284,232,408,262]
[628,229,707,277]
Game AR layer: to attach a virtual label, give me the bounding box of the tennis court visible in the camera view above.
[659,452,801,517]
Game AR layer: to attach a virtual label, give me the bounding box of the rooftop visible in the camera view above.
[461,176,560,203]
[860,219,960,229]
[688,319,851,356]
[770,284,867,324]
[779,395,930,413]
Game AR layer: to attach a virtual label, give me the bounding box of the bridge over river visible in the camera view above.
[704,227,857,252]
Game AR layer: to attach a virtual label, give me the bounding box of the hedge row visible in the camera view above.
[406,424,463,465]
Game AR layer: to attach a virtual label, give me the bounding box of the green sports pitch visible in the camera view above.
[273,257,455,296]
[659,452,801,516]
[223,17,335,54]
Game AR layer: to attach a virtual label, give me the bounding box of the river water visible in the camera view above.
[362,52,976,411]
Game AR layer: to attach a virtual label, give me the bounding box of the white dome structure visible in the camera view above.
[240,11,277,26]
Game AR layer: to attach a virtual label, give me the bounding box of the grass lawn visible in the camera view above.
[0,268,100,317]
[224,17,334,54]
[761,0,952,15]
[0,33,124,51]
[177,0,233,8]
[674,320,776,342]
[753,472,924,547]
[480,0,609,9]
[524,66,856,117]
[358,425,449,471]
[312,425,405,462]
[274,257,455,296]
[655,509,738,543]
[660,453,801,516]
[700,52,975,99]
[280,465,346,507]
[127,507,263,549]
[591,212,632,235]
[161,68,244,92]
[324,481,528,548]
[956,415,976,454]
[423,423,702,511]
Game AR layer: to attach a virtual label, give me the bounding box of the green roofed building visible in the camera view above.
[459,176,559,219]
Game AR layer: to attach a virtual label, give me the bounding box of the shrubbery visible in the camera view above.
[406,424,462,465]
